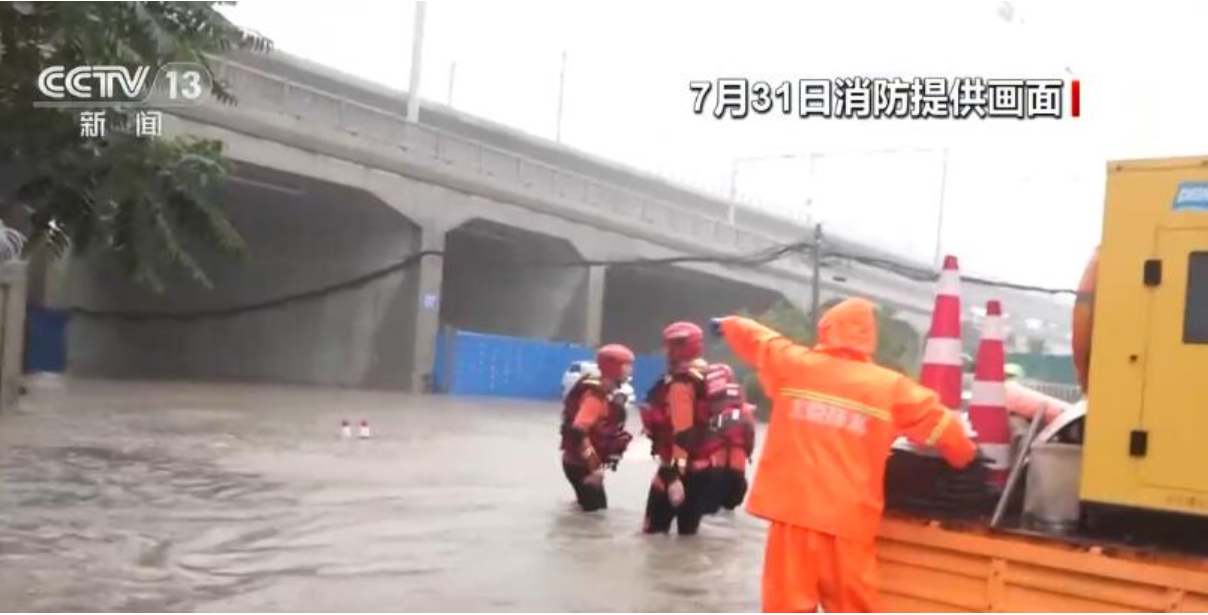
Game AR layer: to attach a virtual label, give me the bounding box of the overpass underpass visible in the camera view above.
[50,162,821,392]
[601,265,786,354]
[63,163,430,390]
[53,161,923,392]
[440,220,592,344]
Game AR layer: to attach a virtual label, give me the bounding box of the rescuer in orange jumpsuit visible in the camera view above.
[642,322,714,535]
[713,298,980,612]
[560,344,635,512]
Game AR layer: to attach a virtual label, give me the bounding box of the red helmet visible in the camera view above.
[596,344,635,380]
[662,321,703,362]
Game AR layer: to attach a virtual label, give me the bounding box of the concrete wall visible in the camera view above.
[602,265,785,353]
[0,262,26,412]
[63,167,425,389]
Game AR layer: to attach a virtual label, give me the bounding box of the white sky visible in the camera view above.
[221,0,1207,289]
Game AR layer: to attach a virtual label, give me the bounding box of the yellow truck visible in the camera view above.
[878,156,1208,611]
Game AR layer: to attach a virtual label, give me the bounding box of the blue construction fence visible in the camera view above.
[433,328,663,400]
[25,305,68,373]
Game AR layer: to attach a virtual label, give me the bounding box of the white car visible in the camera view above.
[561,361,636,410]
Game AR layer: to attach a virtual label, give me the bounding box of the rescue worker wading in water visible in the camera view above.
[704,364,757,512]
[712,298,984,612]
[560,344,635,512]
[641,322,716,535]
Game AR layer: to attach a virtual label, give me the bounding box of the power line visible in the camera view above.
[823,249,1078,295]
[68,237,1074,322]
[503,239,814,270]
[69,250,443,322]
[68,241,810,322]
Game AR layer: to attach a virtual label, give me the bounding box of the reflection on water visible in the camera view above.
[0,380,764,612]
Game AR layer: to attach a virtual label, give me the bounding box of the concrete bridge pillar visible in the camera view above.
[407,226,446,392]
[582,265,605,348]
[565,237,613,350]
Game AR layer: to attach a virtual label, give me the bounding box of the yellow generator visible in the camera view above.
[1081,156,1208,517]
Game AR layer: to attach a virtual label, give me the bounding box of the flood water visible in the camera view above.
[0,378,766,611]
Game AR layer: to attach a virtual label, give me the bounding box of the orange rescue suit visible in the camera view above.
[567,392,608,470]
[718,298,977,612]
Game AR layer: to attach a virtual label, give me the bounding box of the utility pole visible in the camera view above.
[406,1,428,123]
[810,223,824,333]
[447,61,457,106]
[933,147,950,271]
[555,50,567,142]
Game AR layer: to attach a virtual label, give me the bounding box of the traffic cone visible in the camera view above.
[969,300,1010,488]
[340,419,352,439]
[358,419,371,440]
[919,255,963,410]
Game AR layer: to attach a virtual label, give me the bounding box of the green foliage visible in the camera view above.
[713,298,924,420]
[746,298,921,373]
[1026,336,1049,355]
[0,2,271,291]
[1006,352,1076,385]
[876,305,922,379]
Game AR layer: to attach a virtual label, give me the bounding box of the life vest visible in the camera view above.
[641,363,743,461]
[705,367,757,458]
[725,402,757,459]
[560,372,632,465]
[639,400,675,463]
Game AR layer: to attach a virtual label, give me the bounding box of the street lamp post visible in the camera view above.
[556,50,567,142]
[406,1,428,123]
[933,147,950,271]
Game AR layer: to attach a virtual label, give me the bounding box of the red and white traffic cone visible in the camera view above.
[358,419,371,440]
[920,255,964,410]
[340,419,352,439]
[969,300,1011,488]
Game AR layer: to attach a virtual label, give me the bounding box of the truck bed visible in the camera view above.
[878,514,1208,612]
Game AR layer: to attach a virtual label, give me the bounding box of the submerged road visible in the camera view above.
[0,379,766,611]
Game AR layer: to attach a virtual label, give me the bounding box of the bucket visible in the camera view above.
[1024,442,1082,531]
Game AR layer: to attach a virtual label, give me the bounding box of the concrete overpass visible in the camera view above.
[53,50,1073,391]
